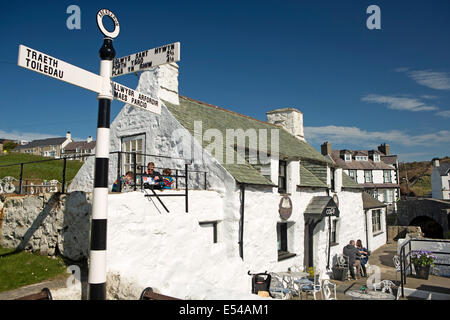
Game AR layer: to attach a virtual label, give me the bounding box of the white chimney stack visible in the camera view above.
[266,108,305,142]
[87,136,93,143]
[66,131,71,139]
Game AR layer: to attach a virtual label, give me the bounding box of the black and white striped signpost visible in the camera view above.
[88,9,119,300]
[17,8,180,300]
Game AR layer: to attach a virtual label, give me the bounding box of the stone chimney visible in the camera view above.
[136,62,179,106]
[266,108,305,141]
[87,136,93,143]
[66,131,71,139]
[433,158,440,167]
[157,63,179,105]
[378,143,390,155]
[321,141,332,156]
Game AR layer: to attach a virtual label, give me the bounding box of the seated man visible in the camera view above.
[112,171,134,192]
[343,240,361,280]
[143,162,162,189]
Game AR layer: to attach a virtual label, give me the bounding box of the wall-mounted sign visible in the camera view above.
[279,195,293,220]
[325,207,336,216]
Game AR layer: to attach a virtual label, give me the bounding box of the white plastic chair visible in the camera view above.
[269,273,293,300]
[299,268,323,300]
[373,280,397,297]
[322,280,337,300]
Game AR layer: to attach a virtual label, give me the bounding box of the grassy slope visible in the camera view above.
[0,153,83,182]
[399,156,450,196]
[0,247,67,292]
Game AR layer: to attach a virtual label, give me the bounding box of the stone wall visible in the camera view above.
[387,225,423,242]
[0,192,91,261]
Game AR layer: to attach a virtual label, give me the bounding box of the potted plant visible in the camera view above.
[410,250,436,280]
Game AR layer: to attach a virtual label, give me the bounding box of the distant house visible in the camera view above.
[13,131,73,158]
[62,136,96,162]
[431,158,450,200]
[321,142,400,214]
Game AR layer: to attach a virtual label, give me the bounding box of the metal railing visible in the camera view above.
[0,155,81,194]
[399,238,450,298]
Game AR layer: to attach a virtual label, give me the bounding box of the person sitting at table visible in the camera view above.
[160,168,174,190]
[111,171,134,192]
[356,239,370,277]
[145,162,162,181]
[343,240,361,280]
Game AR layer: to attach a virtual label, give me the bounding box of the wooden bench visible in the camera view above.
[15,288,52,300]
[139,287,181,300]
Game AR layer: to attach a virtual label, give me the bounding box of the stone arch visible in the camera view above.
[409,216,444,239]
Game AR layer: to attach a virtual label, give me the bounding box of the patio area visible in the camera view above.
[289,241,450,300]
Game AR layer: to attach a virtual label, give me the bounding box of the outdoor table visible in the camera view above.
[275,271,310,296]
[345,290,396,300]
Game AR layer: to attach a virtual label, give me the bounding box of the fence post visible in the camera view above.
[204,172,207,190]
[117,152,122,192]
[62,158,67,193]
[133,152,137,191]
[185,163,188,213]
[175,169,178,189]
[19,163,24,194]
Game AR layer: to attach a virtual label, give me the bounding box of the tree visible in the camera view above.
[3,141,19,153]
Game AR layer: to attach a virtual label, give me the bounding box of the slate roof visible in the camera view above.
[164,96,332,186]
[360,183,400,189]
[381,155,398,166]
[436,163,450,176]
[14,137,67,150]
[304,196,334,215]
[329,150,394,170]
[362,192,387,209]
[65,141,96,151]
[299,164,328,188]
[342,172,363,189]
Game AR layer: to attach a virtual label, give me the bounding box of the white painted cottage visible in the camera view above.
[431,158,450,200]
[68,63,386,299]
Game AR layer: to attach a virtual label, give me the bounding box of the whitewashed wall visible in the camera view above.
[365,207,387,252]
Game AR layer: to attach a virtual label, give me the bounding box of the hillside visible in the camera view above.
[399,156,450,197]
[0,153,83,183]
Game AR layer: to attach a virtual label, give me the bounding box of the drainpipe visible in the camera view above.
[239,183,246,260]
[364,209,369,251]
[327,215,331,270]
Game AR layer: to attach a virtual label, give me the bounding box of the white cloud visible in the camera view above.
[0,130,84,142]
[396,68,450,90]
[407,70,450,90]
[361,94,438,112]
[305,125,450,147]
[0,130,59,142]
[436,110,450,118]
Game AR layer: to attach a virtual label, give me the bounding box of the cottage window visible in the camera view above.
[121,134,145,176]
[277,222,295,260]
[384,189,394,203]
[330,218,339,245]
[356,156,368,161]
[349,170,357,181]
[372,209,381,233]
[383,170,391,183]
[344,154,352,162]
[373,154,380,162]
[364,170,373,183]
[199,221,218,244]
[278,160,287,194]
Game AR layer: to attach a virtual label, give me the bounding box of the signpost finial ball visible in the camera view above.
[96,9,120,39]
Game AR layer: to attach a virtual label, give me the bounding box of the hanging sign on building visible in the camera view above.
[279,195,293,220]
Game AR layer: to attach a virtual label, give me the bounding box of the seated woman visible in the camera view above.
[112,171,134,192]
[160,168,174,190]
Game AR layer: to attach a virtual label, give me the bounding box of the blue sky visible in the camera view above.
[1,0,449,162]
